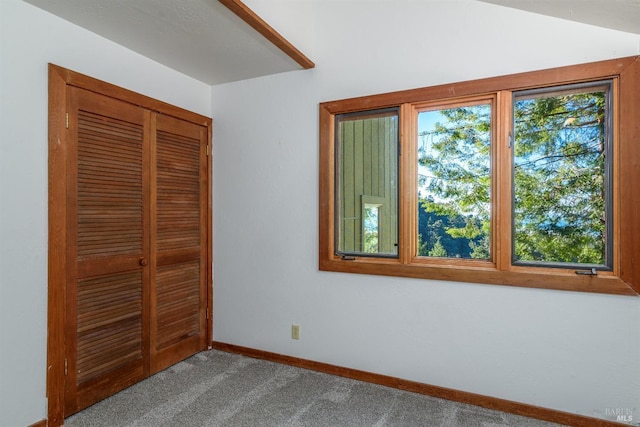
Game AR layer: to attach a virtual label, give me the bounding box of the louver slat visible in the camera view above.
[151,117,206,372]
[77,110,143,259]
[156,261,200,348]
[76,271,142,384]
[156,130,200,252]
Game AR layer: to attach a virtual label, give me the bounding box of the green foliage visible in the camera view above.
[363,232,378,254]
[513,89,607,264]
[417,201,483,258]
[363,205,379,253]
[417,86,609,266]
[417,105,491,259]
[428,238,448,257]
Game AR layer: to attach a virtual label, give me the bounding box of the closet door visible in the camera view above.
[49,65,212,423]
[65,87,150,414]
[150,114,208,373]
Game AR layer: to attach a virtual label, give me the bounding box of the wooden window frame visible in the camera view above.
[319,56,640,296]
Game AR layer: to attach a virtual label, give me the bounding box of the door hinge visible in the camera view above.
[206,308,209,319]
[65,113,69,129]
[64,358,68,376]
[206,145,210,156]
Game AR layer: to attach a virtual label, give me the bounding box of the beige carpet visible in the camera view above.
[65,350,564,427]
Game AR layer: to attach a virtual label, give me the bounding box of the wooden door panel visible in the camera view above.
[66,87,150,415]
[156,260,200,349]
[73,358,144,414]
[76,271,143,386]
[156,129,201,252]
[151,115,207,373]
[152,259,203,372]
[76,109,144,260]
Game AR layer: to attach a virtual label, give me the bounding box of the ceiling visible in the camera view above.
[24,0,640,86]
[24,0,305,85]
[478,0,640,35]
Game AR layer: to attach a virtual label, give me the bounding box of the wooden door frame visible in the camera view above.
[47,64,213,427]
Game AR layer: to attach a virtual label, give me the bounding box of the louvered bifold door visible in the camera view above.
[150,114,208,373]
[65,87,150,414]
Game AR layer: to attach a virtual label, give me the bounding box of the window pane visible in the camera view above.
[417,103,491,259]
[363,204,380,253]
[513,82,611,267]
[336,109,398,257]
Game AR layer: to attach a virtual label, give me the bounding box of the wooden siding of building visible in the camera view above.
[338,113,398,255]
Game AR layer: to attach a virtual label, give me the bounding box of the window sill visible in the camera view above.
[319,257,638,296]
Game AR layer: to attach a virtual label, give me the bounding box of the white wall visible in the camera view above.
[0,1,211,426]
[1,0,638,425]
[211,0,640,423]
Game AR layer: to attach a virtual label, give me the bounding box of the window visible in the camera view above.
[319,56,640,295]
[362,196,387,254]
[335,109,398,257]
[417,100,492,260]
[512,82,612,269]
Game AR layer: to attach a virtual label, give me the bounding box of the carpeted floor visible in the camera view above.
[65,350,564,427]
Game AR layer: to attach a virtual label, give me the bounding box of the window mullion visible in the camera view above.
[611,77,620,277]
[399,103,416,264]
[494,91,513,271]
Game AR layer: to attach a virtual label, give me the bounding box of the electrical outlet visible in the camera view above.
[291,324,300,340]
